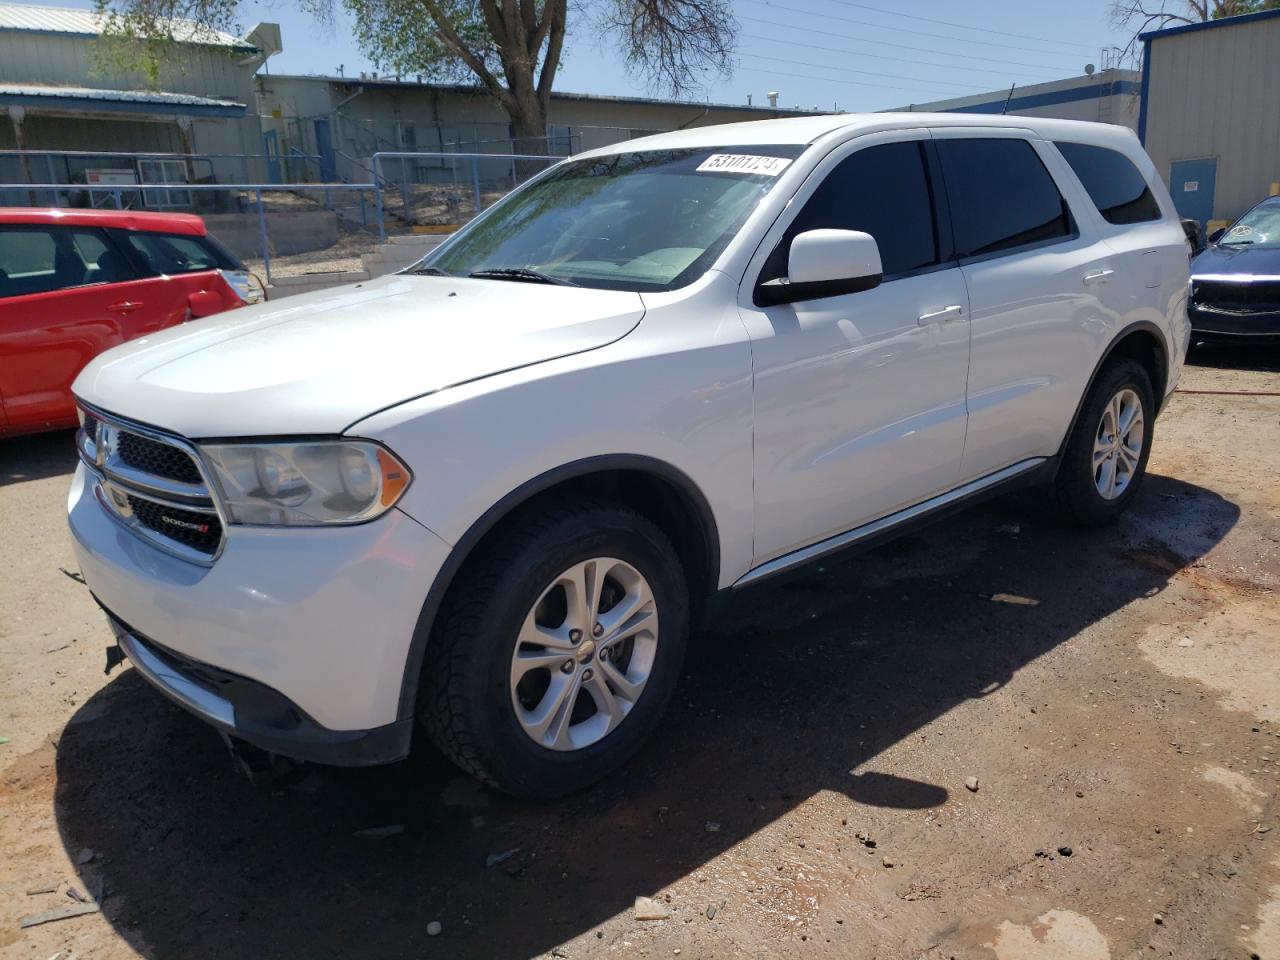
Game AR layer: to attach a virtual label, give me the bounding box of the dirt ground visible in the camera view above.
[1,344,1278,960]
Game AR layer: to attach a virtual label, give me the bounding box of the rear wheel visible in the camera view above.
[1046,358,1154,526]
[420,500,689,799]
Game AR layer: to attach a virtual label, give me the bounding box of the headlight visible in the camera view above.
[199,440,411,526]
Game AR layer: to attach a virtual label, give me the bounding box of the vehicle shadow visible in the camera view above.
[53,473,1237,959]
[1187,340,1280,373]
[0,428,78,486]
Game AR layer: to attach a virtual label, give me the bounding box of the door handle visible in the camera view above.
[917,304,965,325]
[107,300,143,314]
[1082,269,1115,285]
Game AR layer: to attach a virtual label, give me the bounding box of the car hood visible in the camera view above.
[1191,243,1280,278]
[74,274,645,438]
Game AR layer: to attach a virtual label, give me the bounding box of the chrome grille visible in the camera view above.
[117,431,203,485]
[77,406,224,564]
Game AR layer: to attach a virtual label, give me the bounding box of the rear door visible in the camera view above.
[930,130,1123,482]
[0,224,147,432]
[110,228,245,320]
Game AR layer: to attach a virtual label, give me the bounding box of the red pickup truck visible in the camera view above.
[0,208,262,437]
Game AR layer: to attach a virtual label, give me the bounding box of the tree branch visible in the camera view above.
[536,0,566,103]
[418,0,511,106]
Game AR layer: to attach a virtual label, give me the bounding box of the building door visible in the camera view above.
[262,130,281,184]
[1169,157,1217,229]
[314,118,337,182]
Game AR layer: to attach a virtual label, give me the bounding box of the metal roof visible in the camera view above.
[0,83,240,108]
[0,2,255,48]
[271,74,816,117]
[0,83,246,117]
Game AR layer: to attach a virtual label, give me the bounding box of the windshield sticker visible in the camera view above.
[696,154,793,177]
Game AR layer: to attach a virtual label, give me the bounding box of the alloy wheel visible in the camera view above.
[1093,387,1145,500]
[509,557,659,751]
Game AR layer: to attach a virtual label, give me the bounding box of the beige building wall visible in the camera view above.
[255,75,812,183]
[0,28,263,163]
[1142,14,1280,222]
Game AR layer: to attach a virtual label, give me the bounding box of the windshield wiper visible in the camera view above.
[468,267,578,287]
[406,264,453,276]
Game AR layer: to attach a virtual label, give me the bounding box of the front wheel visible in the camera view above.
[1046,358,1155,526]
[420,500,689,799]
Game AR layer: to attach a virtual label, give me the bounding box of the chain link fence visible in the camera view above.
[0,149,576,295]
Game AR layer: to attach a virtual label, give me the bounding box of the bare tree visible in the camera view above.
[1109,0,1280,62]
[97,0,736,155]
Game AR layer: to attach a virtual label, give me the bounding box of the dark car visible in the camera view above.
[1188,196,1280,344]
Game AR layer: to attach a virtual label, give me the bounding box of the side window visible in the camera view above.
[0,226,125,298]
[122,232,237,277]
[1055,141,1162,225]
[0,227,58,298]
[70,231,130,285]
[937,138,1075,259]
[761,140,940,282]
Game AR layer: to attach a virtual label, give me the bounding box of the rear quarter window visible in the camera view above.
[120,231,241,277]
[1055,141,1162,225]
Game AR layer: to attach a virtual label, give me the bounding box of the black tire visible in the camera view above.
[420,498,689,799]
[1046,358,1155,526]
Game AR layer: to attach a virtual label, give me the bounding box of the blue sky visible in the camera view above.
[28,0,1137,111]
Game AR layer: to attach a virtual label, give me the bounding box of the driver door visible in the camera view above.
[737,132,972,568]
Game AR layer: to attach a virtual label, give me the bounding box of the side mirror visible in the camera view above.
[756,229,883,306]
[186,290,224,319]
[1208,228,1226,245]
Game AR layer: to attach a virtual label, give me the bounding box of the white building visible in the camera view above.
[887,70,1142,132]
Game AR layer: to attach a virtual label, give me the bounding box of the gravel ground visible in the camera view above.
[1,343,1277,960]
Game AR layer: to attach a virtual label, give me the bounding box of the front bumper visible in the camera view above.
[104,609,414,764]
[1189,304,1280,342]
[68,462,451,762]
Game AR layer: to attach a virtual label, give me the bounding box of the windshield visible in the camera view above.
[424,146,804,292]
[1219,201,1280,248]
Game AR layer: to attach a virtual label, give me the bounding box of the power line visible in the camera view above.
[742,0,1102,58]
[740,32,1067,83]
[738,14,1084,71]
[734,62,963,100]
[742,66,962,101]
[822,0,1100,51]
[742,50,989,91]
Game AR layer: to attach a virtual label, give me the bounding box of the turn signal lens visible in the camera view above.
[377,449,410,508]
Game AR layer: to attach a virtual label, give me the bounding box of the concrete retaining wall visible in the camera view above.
[362,233,450,277]
[204,210,339,260]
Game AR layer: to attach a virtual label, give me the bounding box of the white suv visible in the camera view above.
[68,114,1190,797]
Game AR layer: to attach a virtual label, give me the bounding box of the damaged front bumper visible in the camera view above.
[101,606,414,766]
